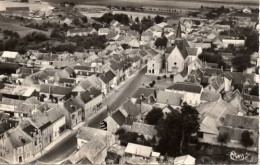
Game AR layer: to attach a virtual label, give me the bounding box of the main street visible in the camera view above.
[36,66,147,163]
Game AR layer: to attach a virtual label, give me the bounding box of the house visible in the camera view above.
[76,126,115,149]
[39,84,72,102]
[98,70,117,95]
[118,100,140,122]
[29,111,53,149]
[224,72,255,92]
[219,114,258,150]
[69,138,107,164]
[174,155,196,165]
[98,28,110,36]
[59,98,83,128]
[0,84,37,100]
[200,91,221,103]
[131,87,157,105]
[222,39,245,48]
[166,82,203,106]
[215,24,230,32]
[60,17,73,25]
[1,51,21,63]
[155,90,183,109]
[67,27,97,37]
[197,99,242,143]
[104,110,127,133]
[204,75,224,93]
[73,75,102,91]
[147,54,162,75]
[0,127,33,164]
[243,7,252,14]
[130,122,157,139]
[45,107,66,141]
[73,87,103,118]
[125,143,153,158]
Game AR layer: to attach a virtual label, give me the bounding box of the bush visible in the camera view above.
[115,128,125,135]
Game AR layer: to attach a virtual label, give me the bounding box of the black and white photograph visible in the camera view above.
[0,0,258,164]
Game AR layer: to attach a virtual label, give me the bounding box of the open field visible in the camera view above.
[0,21,50,37]
[0,1,53,11]
[44,0,259,9]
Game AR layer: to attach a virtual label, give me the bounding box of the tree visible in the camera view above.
[156,104,200,156]
[157,76,161,81]
[145,108,163,125]
[163,75,167,81]
[81,16,88,23]
[170,74,174,82]
[240,130,254,149]
[217,132,230,147]
[232,54,251,72]
[72,18,81,25]
[135,17,140,23]
[115,128,125,135]
[250,85,259,96]
[154,15,164,24]
[154,37,168,48]
[179,104,200,154]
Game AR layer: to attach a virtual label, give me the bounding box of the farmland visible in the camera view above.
[44,0,259,9]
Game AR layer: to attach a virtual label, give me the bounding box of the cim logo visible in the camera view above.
[227,151,253,162]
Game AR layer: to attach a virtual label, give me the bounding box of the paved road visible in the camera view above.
[87,66,147,128]
[35,66,147,163]
[36,132,77,163]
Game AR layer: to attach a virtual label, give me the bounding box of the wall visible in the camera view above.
[52,116,66,141]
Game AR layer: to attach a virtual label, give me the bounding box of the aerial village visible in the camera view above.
[0,0,258,164]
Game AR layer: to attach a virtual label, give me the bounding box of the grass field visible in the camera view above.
[0,21,50,37]
[44,0,259,9]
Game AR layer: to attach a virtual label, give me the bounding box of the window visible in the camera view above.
[198,132,203,138]
[17,147,22,154]
[78,110,82,115]
[72,114,75,119]
[26,152,31,159]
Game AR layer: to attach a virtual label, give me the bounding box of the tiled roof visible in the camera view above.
[197,100,239,121]
[224,72,255,85]
[157,90,183,106]
[58,78,76,84]
[203,68,223,77]
[68,27,96,34]
[167,82,202,94]
[7,127,32,148]
[125,143,153,158]
[99,70,116,84]
[165,46,174,54]
[80,138,106,164]
[131,122,157,137]
[40,84,72,96]
[219,126,258,143]
[120,100,140,117]
[46,107,64,123]
[223,114,258,131]
[63,98,81,113]
[200,91,221,102]
[132,87,156,99]
[74,65,92,71]
[186,47,198,56]
[111,110,125,126]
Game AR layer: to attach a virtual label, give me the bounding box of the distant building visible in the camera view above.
[1,51,21,63]
[5,7,29,17]
[67,27,97,37]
